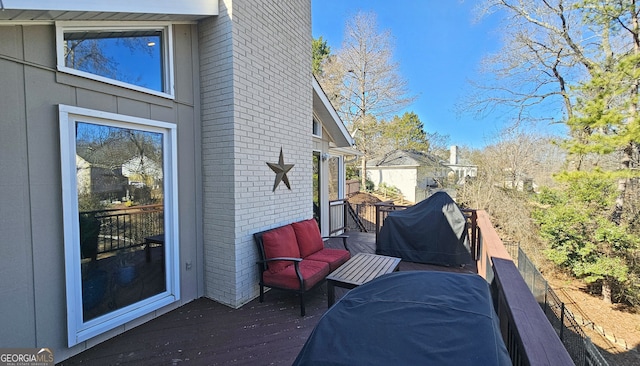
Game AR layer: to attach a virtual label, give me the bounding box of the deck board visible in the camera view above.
[58,231,475,365]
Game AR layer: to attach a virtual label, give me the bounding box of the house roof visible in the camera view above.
[367,150,443,168]
[76,146,115,167]
[312,76,354,148]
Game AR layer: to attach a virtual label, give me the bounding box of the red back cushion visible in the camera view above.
[292,219,324,258]
[262,225,300,273]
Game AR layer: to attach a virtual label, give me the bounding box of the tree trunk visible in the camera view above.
[613,3,640,225]
[602,279,613,304]
[611,144,631,225]
[360,156,367,190]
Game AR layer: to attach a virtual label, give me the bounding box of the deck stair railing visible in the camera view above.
[346,202,367,232]
[328,199,373,234]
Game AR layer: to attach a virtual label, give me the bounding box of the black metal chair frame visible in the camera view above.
[253,228,348,316]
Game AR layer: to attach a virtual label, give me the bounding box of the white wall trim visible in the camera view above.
[2,1,218,16]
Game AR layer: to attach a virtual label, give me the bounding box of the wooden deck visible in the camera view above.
[58,232,475,366]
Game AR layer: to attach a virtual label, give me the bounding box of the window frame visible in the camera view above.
[59,104,180,346]
[312,118,322,138]
[327,154,344,201]
[55,21,175,99]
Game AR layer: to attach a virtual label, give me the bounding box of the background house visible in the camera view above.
[442,145,478,185]
[0,0,353,361]
[121,155,163,189]
[75,153,128,201]
[367,146,477,203]
[367,149,450,203]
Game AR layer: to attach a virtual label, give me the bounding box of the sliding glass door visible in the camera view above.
[60,105,179,346]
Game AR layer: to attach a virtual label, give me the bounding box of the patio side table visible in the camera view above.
[326,253,401,307]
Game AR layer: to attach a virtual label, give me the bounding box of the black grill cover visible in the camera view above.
[377,191,472,266]
[293,271,511,366]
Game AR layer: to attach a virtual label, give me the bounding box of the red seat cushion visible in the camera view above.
[262,259,330,290]
[262,225,301,274]
[305,248,351,272]
[292,219,324,258]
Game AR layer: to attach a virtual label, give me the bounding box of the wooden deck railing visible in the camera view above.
[373,202,574,366]
[474,211,574,366]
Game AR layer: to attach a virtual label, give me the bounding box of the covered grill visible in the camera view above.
[376,191,472,266]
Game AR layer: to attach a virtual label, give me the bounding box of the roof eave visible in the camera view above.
[312,76,354,148]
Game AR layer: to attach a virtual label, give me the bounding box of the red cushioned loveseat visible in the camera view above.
[253,219,350,316]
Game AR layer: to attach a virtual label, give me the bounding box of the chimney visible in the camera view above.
[449,145,458,165]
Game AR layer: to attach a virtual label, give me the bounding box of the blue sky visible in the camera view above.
[312,1,507,148]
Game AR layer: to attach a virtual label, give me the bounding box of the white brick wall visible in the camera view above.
[200,0,312,307]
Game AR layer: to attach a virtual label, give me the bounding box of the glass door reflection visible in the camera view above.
[76,122,166,321]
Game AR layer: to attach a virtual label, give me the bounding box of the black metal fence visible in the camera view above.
[505,242,609,366]
[346,202,379,232]
[82,204,164,258]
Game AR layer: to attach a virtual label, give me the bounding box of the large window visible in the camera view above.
[56,22,174,98]
[59,105,179,346]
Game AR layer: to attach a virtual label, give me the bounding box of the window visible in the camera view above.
[328,156,341,201]
[56,22,174,98]
[59,105,179,346]
[312,152,321,226]
[312,118,321,137]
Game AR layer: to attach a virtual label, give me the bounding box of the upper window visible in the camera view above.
[312,118,322,137]
[56,22,174,98]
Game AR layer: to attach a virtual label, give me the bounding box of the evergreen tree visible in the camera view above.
[312,37,331,76]
[381,112,430,152]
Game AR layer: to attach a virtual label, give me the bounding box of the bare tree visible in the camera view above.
[459,129,563,205]
[468,0,590,126]
[457,130,564,266]
[318,12,415,188]
[469,0,640,216]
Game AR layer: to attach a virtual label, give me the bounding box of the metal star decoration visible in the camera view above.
[267,148,294,192]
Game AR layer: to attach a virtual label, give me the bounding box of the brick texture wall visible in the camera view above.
[200,0,312,307]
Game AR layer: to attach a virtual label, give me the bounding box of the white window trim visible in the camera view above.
[329,154,345,200]
[5,1,218,16]
[59,105,180,346]
[312,116,322,138]
[55,21,175,99]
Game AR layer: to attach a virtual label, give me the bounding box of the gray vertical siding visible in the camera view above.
[0,23,203,361]
[0,25,36,347]
[0,0,316,360]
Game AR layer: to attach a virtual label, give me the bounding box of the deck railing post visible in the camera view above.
[343,200,348,231]
[375,203,380,245]
[544,283,548,314]
[560,302,566,341]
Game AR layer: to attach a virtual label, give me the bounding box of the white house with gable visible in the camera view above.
[367,146,477,203]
